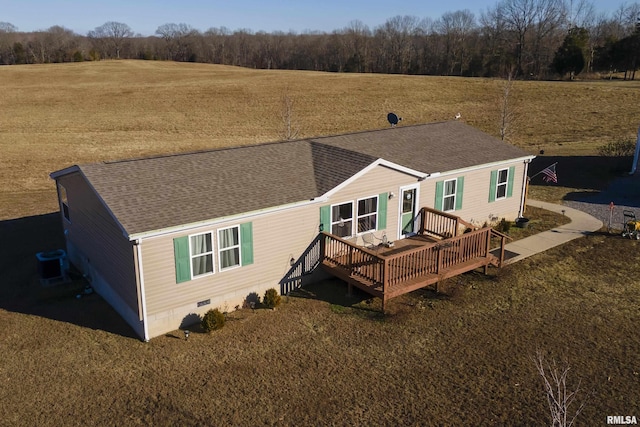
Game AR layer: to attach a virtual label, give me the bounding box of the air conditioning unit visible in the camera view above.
[36,249,70,286]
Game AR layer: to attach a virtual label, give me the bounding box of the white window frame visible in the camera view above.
[356,195,378,234]
[58,184,71,223]
[496,168,509,200]
[330,201,355,238]
[189,231,214,279]
[443,178,457,212]
[218,225,242,272]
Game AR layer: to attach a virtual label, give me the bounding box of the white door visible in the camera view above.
[398,184,420,239]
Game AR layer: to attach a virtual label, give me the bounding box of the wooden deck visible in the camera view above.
[319,207,509,311]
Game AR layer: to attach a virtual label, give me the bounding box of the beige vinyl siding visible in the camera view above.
[327,165,417,244]
[140,165,420,337]
[423,161,526,225]
[138,163,527,338]
[56,172,138,314]
[142,203,320,337]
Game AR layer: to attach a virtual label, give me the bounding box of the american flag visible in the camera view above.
[541,163,558,183]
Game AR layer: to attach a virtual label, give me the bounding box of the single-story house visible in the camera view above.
[50,121,535,340]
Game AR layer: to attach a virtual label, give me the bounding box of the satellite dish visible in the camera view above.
[387,112,402,127]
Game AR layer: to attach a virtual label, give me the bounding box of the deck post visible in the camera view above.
[484,229,491,274]
[348,245,353,276]
[382,258,389,296]
[435,247,443,292]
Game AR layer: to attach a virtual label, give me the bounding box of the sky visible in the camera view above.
[0,0,626,36]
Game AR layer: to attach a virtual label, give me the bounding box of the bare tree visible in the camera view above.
[156,23,199,61]
[435,10,477,75]
[375,15,423,74]
[533,349,590,427]
[498,70,519,142]
[88,21,133,59]
[0,22,18,64]
[280,86,299,141]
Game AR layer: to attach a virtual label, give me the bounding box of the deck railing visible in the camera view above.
[383,227,493,293]
[419,207,476,238]
[280,234,323,294]
[321,226,500,296]
[321,232,385,287]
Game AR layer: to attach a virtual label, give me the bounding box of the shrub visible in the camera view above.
[263,288,281,309]
[598,138,636,157]
[495,218,511,233]
[243,292,260,309]
[201,308,225,333]
[72,51,84,62]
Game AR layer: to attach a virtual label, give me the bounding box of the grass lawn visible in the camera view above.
[1,61,639,425]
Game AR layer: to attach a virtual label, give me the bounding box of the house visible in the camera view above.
[50,121,535,341]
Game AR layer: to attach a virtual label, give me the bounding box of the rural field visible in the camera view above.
[1,60,640,425]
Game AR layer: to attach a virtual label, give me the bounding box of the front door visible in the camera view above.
[399,184,419,239]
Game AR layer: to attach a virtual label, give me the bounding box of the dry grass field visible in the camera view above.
[1,61,640,425]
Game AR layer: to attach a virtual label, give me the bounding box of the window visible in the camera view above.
[218,226,241,270]
[357,196,378,233]
[443,179,456,211]
[489,166,515,202]
[496,168,509,199]
[190,232,214,278]
[331,202,353,237]
[59,184,70,222]
[174,222,252,283]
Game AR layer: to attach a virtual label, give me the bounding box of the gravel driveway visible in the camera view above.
[563,172,640,231]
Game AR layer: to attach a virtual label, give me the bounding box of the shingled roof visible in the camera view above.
[52,121,532,238]
[314,121,529,173]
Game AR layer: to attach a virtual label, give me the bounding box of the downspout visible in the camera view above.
[135,239,150,342]
[518,161,531,218]
[629,125,640,175]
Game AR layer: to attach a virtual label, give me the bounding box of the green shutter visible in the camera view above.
[435,181,444,210]
[507,166,516,198]
[240,222,253,266]
[378,193,388,229]
[173,236,191,284]
[489,170,498,202]
[319,205,331,232]
[455,177,464,210]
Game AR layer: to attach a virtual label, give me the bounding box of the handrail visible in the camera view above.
[384,227,494,289]
[419,206,464,238]
[321,222,508,293]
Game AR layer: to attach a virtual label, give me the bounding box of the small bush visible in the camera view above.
[243,292,261,309]
[494,218,511,233]
[598,138,636,157]
[263,288,281,309]
[201,308,225,333]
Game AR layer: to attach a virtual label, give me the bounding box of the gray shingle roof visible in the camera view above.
[59,121,531,237]
[312,121,529,173]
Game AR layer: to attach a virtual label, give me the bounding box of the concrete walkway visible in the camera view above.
[502,199,603,264]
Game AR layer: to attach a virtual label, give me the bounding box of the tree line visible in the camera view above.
[1,0,639,79]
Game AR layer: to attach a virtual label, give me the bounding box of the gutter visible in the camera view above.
[519,160,531,218]
[134,239,150,342]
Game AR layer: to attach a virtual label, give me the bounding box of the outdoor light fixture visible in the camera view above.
[290,257,295,266]
[184,330,190,340]
[389,192,395,199]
